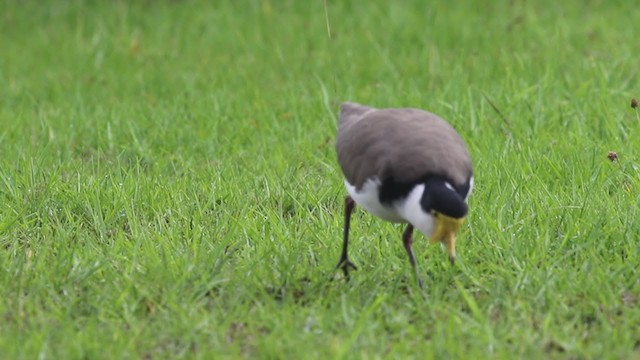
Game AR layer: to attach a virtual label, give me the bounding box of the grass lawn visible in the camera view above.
[1,0,639,358]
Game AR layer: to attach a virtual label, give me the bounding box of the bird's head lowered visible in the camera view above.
[420,178,469,265]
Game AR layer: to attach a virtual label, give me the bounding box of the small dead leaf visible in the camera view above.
[129,37,140,55]
[145,299,156,315]
[607,151,618,162]
[622,291,637,307]
[544,339,566,353]
[631,98,639,109]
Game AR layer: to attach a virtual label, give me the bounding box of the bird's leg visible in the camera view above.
[336,196,358,279]
[402,224,424,288]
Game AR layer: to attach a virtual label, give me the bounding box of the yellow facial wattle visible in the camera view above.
[431,214,465,264]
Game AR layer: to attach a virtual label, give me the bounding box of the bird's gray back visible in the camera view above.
[336,103,472,189]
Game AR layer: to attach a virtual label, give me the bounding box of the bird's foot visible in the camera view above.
[336,257,358,279]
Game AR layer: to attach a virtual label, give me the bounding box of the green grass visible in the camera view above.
[1,0,639,358]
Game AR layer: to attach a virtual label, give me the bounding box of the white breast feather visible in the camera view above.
[344,178,436,238]
[345,176,473,241]
[345,178,403,222]
[395,184,435,238]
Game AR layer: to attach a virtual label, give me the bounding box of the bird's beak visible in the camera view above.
[431,214,465,265]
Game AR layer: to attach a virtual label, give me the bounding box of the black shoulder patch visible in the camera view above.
[378,177,416,204]
[379,174,472,206]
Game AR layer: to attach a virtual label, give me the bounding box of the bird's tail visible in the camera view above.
[339,102,375,127]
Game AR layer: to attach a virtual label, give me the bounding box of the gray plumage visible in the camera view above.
[336,102,472,190]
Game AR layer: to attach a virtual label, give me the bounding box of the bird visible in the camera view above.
[335,102,473,287]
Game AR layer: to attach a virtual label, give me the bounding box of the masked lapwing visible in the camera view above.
[335,102,473,286]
